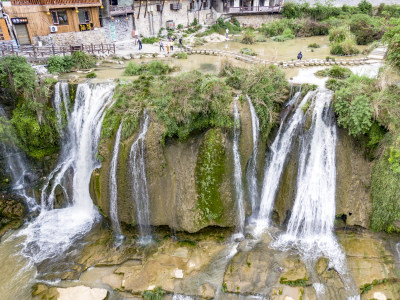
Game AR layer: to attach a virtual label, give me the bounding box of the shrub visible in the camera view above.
[358,0,372,15]
[315,65,352,79]
[325,78,349,91]
[240,48,257,56]
[177,24,183,30]
[308,43,320,48]
[86,71,97,78]
[329,26,348,43]
[200,17,241,37]
[330,39,360,56]
[72,51,95,69]
[141,37,159,44]
[142,287,166,300]
[172,52,188,59]
[123,61,175,76]
[152,71,233,141]
[349,14,384,45]
[0,56,36,97]
[383,18,400,69]
[282,2,303,19]
[271,28,295,42]
[241,29,255,44]
[333,75,376,136]
[47,55,75,74]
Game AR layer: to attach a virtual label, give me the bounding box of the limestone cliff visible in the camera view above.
[90,100,254,233]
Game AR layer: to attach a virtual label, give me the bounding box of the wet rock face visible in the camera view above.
[335,128,372,228]
[91,102,253,233]
[0,193,27,236]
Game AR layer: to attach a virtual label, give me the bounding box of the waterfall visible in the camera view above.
[53,82,70,136]
[273,89,347,273]
[245,95,260,216]
[18,83,114,264]
[255,90,310,233]
[130,111,152,243]
[109,123,123,237]
[0,106,38,212]
[232,99,245,236]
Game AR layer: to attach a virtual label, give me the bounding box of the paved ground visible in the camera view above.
[114,39,186,57]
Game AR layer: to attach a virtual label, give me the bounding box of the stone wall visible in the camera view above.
[134,2,217,37]
[32,28,107,46]
[103,16,133,42]
[234,14,280,27]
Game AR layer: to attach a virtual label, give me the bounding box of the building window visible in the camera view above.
[51,10,68,25]
[78,9,91,24]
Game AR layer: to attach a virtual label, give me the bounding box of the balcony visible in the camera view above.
[109,5,134,16]
[225,5,282,14]
[10,0,101,6]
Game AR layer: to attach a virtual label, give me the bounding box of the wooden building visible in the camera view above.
[4,0,102,44]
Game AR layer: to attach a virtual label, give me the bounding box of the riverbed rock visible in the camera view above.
[0,193,27,237]
[57,286,108,300]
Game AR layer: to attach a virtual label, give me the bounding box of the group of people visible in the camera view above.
[159,37,183,53]
[136,35,183,53]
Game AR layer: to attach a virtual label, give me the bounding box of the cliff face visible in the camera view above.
[91,97,376,233]
[90,100,254,233]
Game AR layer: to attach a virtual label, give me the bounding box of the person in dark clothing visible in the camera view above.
[138,37,142,50]
[171,37,175,51]
[159,39,165,52]
[297,51,303,60]
[179,37,183,50]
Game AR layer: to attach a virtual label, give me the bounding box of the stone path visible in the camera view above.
[368,46,388,60]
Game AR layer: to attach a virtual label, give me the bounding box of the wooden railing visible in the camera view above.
[10,0,100,6]
[226,5,282,14]
[0,43,115,58]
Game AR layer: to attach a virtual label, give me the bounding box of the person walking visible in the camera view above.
[159,39,164,52]
[166,40,170,54]
[179,37,183,50]
[226,28,229,40]
[297,51,303,60]
[138,36,142,51]
[171,37,175,51]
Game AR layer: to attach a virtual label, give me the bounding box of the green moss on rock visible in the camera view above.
[195,129,226,225]
[371,145,400,232]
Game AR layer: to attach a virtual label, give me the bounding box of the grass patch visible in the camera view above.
[308,43,320,48]
[123,61,176,76]
[280,277,309,287]
[141,37,159,44]
[240,48,257,56]
[315,65,352,79]
[172,52,188,59]
[86,71,97,78]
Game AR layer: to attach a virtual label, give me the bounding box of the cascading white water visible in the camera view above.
[273,89,347,273]
[109,123,123,237]
[255,90,310,233]
[0,106,38,212]
[232,99,245,236]
[17,83,114,264]
[130,111,152,243]
[245,95,260,216]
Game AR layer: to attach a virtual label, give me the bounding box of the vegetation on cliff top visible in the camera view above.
[219,60,289,140]
[0,56,59,159]
[101,70,235,145]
